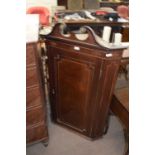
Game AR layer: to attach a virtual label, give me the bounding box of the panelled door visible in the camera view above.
[47,43,102,134]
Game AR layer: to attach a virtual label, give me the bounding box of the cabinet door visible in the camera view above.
[47,44,101,133]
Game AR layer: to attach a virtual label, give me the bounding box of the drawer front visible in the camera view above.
[26,86,42,108]
[26,123,48,144]
[26,106,45,126]
[26,45,36,66]
[26,67,39,87]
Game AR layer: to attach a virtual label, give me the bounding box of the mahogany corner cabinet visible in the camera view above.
[45,23,126,139]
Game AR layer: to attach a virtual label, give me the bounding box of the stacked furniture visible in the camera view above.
[26,42,48,146]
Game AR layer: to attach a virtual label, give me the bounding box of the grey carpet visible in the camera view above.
[26,116,125,155]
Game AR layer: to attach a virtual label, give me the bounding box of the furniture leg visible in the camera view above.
[42,139,49,147]
[103,112,110,135]
[123,128,129,155]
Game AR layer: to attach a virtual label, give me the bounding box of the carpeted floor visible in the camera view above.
[26,116,125,155]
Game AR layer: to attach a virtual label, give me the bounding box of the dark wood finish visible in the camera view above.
[26,86,42,108]
[26,122,48,144]
[27,105,45,126]
[111,88,129,128]
[121,26,129,42]
[26,66,39,87]
[119,57,129,80]
[44,24,126,139]
[26,43,48,146]
[62,20,128,27]
[58,0,68,8]
[110,87,129,155]
[26,44,37,66]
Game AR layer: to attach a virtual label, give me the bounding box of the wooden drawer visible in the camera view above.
[26,123,48,143]
[26,66,39,87]
[26,86,42,108]
[26,45,36,66]
[26,106,45,126]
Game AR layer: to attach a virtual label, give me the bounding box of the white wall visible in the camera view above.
[26,0,57,15]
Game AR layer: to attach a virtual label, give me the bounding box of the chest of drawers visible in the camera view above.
[26,43,48,146]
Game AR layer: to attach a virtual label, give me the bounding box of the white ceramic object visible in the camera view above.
[39,26,52,35]
[75,34,89,41]
[102,26,112,43]
[83,26,129,50]
[114,33,122,45]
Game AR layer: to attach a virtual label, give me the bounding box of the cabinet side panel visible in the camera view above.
[92,60,120,137]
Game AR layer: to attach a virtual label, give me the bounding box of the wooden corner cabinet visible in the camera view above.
[26,43,48,146]
[45,24,125,139]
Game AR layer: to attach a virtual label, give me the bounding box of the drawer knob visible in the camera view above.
[74,46,80,51]
[106,53,113,57]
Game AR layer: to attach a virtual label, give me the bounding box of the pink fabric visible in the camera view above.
[117,5,129,19]
[27,7,50,26]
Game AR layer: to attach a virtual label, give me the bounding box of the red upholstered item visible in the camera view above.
[27,7,50,26]
[117,5,129,19]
